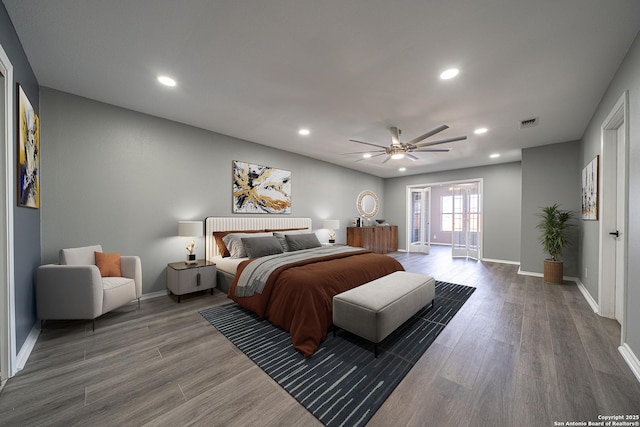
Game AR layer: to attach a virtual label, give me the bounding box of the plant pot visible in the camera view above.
[543,259,563,284]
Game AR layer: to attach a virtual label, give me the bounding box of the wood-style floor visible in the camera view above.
[1,246,639,426]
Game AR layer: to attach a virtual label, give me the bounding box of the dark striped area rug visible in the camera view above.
[200,280,475,427]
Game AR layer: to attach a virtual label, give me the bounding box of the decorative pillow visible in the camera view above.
[285,233,322,251]
[241,236,284,258]
[94,251,122,277]
[273,229,311,252]
[223,232,272,258]
[213,230,267,257]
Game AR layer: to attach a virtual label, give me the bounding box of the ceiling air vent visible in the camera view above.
[520,117,539,129]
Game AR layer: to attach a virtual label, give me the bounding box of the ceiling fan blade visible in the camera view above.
[390,127,400,145]
[342,150,386,155]
[416,135,467,147]
[381,155,392,164]
[349,139,388,149]
[405,153,419,161]
[406,124,449,145]
[413,148,451,153]
[354,152,387,162]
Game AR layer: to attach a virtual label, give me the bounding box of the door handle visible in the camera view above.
[609,230,620,238]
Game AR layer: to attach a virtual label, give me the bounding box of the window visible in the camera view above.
[441,195,461,232]
[442,194,479,232]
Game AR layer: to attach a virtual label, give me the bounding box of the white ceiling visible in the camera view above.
[4,0,640,178]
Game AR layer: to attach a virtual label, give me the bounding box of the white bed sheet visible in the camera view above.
[211,256,248,276]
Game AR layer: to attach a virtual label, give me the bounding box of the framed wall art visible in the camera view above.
[232,160,291,214]
[17,83,40,209]
[581,155,598,220]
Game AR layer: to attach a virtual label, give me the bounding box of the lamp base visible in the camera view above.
[328,239,335,244]
[185,254,197,265]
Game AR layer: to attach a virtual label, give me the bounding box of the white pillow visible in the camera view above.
[223,232,272,258]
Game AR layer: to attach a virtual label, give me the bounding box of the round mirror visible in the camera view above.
[357,190,379,218]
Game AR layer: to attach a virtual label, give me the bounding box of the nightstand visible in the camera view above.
[166,260,216,302]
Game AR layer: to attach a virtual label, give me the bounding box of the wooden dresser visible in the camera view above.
[346,226,398,254]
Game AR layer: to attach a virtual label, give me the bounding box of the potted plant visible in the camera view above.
[536,203,575,284]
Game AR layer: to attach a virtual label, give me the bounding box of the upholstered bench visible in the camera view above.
[333,271,435,357]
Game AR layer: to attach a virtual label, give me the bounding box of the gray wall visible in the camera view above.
[579,31,640,358]
[520,141,581,276]
[383,161,522,263]
[40,88,383,294]
[1,3,40,353]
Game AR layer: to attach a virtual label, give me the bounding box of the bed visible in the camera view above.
[205,217,404,357]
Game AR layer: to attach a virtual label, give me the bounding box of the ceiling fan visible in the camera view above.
[345,125,467,163]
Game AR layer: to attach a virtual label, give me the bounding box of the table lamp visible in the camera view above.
[178,220,203,265]
[323,219,340,244]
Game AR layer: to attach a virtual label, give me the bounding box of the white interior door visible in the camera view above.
[1,44,16,381]
[409,188,430,254]
[599,91,627,329]
[614,125,626,323]
[451,182,480,259]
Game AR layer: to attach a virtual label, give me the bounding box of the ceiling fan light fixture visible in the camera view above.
[391,153,405,160]
[440,68,459,80]
[157,75,176,87]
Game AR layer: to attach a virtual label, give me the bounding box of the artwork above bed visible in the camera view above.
[232,160,291,214]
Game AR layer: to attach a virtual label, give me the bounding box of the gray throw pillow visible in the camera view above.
[223,232,272,258]
[285,233,322,251]
[273,229,311,251]
[241,236,284,258]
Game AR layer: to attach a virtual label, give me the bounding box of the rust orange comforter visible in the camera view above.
[227,249,404,357]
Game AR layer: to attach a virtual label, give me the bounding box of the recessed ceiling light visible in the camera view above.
[490,153,500,158]
[363,153,372,159]
[399,167,407,172]
[440,68,459,80]
[157,75,176,87]
[474,127,488,134]
[298,128,310,136]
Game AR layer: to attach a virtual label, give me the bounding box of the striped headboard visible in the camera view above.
[205,217,313,260]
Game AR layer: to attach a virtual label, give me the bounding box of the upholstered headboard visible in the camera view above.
[205,217,313,260]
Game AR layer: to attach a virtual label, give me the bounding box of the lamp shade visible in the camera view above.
[178,220,203,237]
[323,220,340,230]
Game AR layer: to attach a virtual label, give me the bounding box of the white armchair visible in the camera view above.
[36,245,142,330]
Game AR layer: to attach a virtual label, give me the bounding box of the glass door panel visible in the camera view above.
[409,188,430,253]
[451,182,480,260]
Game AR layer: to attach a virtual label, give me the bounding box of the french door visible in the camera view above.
[451,182,481,259]
[409,188,430,254]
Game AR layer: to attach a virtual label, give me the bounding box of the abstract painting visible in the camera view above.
[17,84,40,209]
[232,161,291,214]
[581,155,598,220]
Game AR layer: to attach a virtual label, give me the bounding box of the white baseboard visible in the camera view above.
[140,289,169,301]
[573,278,599,313]
[517,269,542,277]
[482,258,520,265]
[16,322,40,372]
[619,343,640,384]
